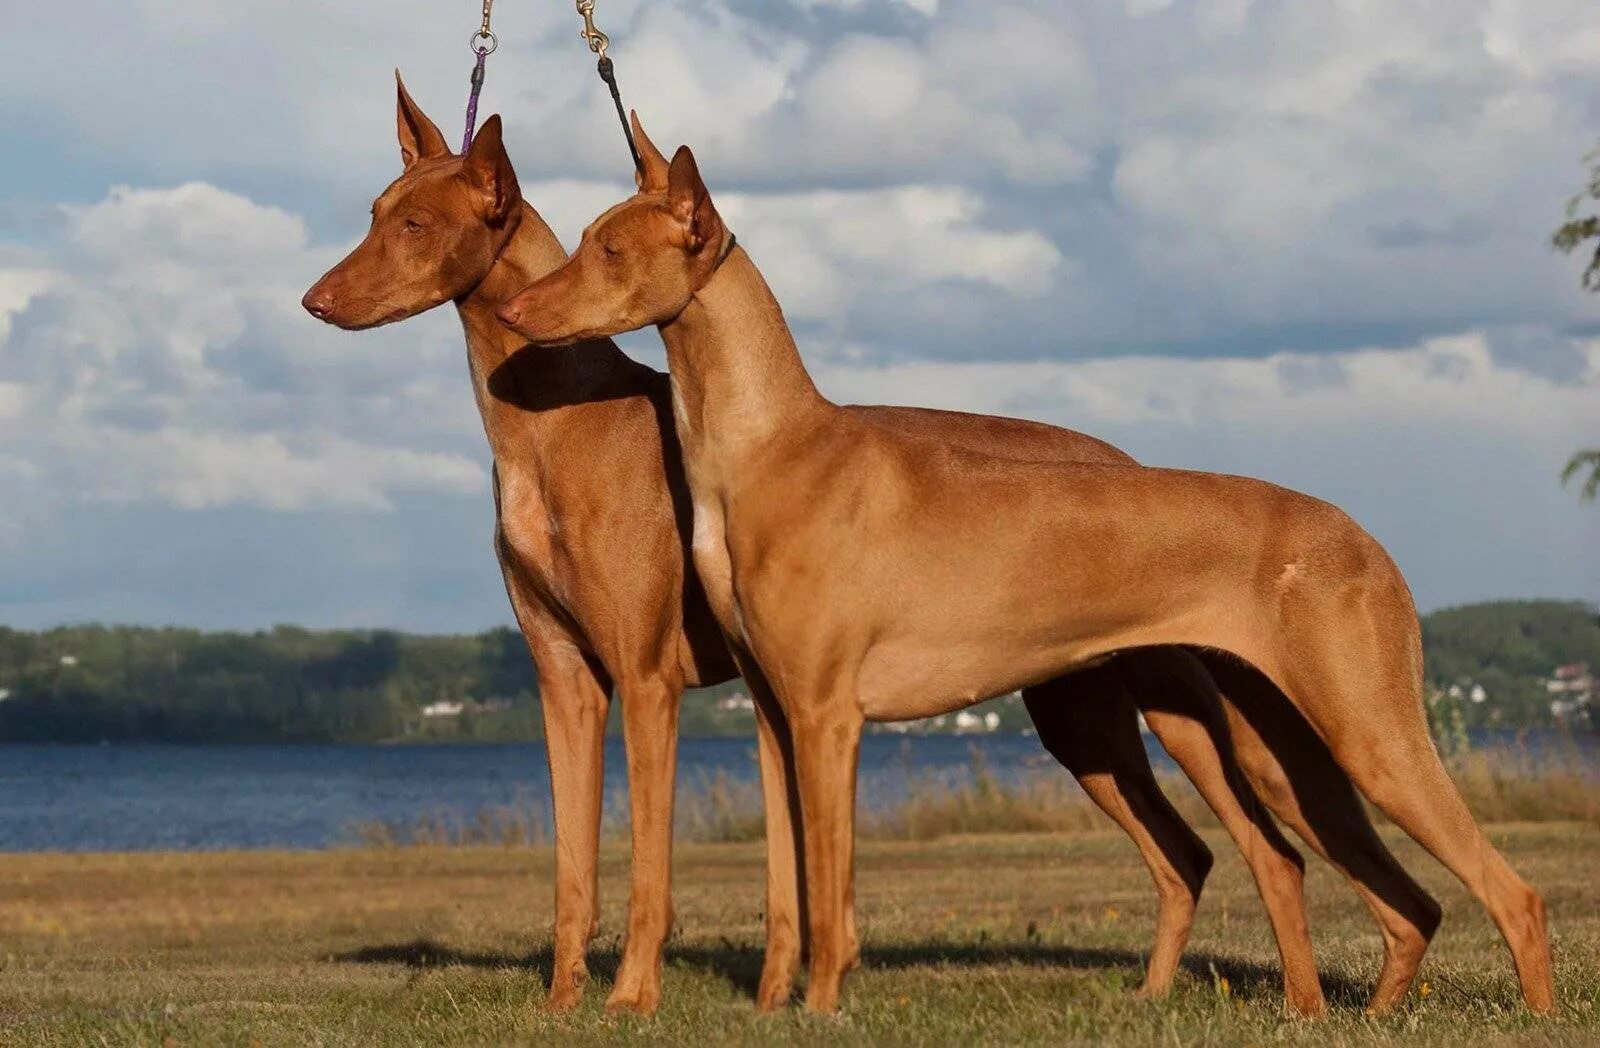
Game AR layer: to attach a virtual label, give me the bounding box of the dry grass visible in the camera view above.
[1437,745,1600,824]
[354,742,1600,848]
[1,824,1598,1045]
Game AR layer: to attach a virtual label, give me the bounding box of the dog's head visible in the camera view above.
[496,113,729,345]
[302,74,523,330]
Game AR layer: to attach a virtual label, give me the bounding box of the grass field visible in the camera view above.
[1,823,1598,1046]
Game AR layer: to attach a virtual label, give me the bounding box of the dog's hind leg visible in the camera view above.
[1260,572,1549,1012]
[1025,667,1212,999]
[1272,654,1551,1014]
[1349,738,1553,1014]
[1206,656,1442,1013]
[1123,651,1326,1017]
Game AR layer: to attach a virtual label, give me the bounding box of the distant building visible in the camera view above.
[1545,662,1594,696]
[0,687,10,702]
[1438,680,1489,704]
[716,692,754,713]
[871,707,1002,735]
[420,701,465,719]
[1545,662,1594,723]
[952,710,1002,734]
[59,655,78,667]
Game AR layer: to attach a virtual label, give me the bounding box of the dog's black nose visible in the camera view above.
[302,286,335,319]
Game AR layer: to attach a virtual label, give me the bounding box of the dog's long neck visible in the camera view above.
[455,203,641,457]
[457,204,568,369]
[657,247,829,475]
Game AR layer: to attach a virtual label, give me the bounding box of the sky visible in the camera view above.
[0,0,1597,632]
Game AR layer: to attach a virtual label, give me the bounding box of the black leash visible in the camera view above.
[576,1,641,175]
[572,0,737,274]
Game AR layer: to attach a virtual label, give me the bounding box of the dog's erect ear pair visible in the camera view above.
[629,111,723,256]
[394,72,520,224]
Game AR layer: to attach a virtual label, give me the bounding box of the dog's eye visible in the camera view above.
[404,218,425,234]
[601,242,621,259]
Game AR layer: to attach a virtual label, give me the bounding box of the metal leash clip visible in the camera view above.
[576,0,610,60]
[574,0,640,174]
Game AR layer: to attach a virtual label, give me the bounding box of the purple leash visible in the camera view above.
[462,46,491,152]
[461,3,497,152]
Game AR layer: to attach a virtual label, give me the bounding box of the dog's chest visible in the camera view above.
[688,497,744,642]
[495,469,577,608]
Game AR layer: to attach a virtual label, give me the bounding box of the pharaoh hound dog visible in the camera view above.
[307,82,1485,1018]
[496,117,1556,1016]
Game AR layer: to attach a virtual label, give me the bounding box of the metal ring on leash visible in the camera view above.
[469,30,499,56]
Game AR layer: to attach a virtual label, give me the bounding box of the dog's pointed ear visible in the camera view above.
[396,71,450,169]
[631,111,670,192]
[666,145,722,255]
[463,115,522,224]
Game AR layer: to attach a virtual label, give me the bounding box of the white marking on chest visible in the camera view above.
[1276,561,1303,588]
[691,500,721,554]
[730,599,753,649]
[670,382,693,440]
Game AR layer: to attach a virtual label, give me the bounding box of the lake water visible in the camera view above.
[1,731,1590,853]
[0,734,1111,852]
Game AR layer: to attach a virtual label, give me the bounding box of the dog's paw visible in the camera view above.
[540,977,585,1013]
[605,983,662,1016]
[754,978,792,1012]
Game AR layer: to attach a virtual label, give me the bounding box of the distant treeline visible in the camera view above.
[0,600,1594,744]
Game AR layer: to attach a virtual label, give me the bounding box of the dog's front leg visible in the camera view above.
[532,640,613,1013]
[743,659,806,1011]
[791,699,865,1014]
[607,670,685,1015]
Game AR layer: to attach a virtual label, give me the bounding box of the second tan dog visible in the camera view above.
[498,122,1556,1015]
[304,82,1321,1015]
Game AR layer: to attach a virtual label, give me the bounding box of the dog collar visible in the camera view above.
[710,231,738,275]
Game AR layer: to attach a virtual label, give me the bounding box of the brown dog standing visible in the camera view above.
[497,123,1555,1016]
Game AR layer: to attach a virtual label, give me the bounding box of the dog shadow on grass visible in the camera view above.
[333,938,1372,1010]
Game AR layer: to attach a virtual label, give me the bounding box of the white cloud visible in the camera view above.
[528,178,1063,324]
[815,332,1600,445]
[0,175,1058,525]
[69,183,309,267]
[607,8,1098,187]
[792,0,941,14]
[1095,0,1600,333]
[0,268,56,344]
[0,183,485,518]
[497,0,1598,349]
[7,1,1600,355]
[721,184,1065,319]
[75,430,484,512]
